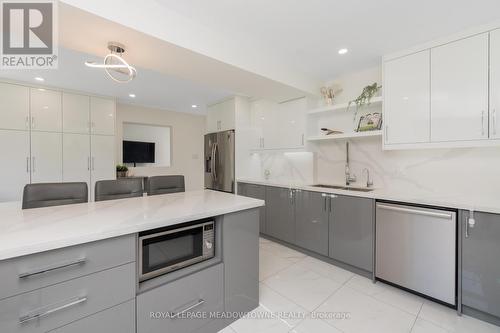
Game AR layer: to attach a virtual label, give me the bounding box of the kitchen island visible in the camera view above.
[0,190,264,333]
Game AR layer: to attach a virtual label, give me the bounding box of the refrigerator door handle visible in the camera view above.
[212,143,218,181]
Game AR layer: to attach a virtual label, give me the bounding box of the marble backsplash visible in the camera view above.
[312,137,500,198]
[245,151,315,186]
[243,136,500,199]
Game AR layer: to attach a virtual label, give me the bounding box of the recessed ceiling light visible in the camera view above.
[128,93,136,98]
[338,48,348,55]
[34,77,44,82]
[191,104,198,108]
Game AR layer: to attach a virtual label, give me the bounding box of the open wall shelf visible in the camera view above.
[307,130,382,141]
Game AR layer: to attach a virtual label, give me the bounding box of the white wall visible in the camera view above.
[116,103,205,191]
[123,123,171,167]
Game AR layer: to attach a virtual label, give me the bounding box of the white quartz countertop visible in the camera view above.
[238,178,500,215]
[0,190,264,261]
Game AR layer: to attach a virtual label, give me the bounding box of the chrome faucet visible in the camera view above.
[345,141,357,186]
[363,168,374,187]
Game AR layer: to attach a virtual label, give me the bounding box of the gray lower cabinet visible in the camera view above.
[48,300,135,333]
[223,208,259,315]
[137,263,224,333]
[329,195,374,272]
[238,182,266,233]
[0,235,135,301]
[0,263,135,333]
[294,190,329,256]
[462,211,500,318]
[265,186,295,243]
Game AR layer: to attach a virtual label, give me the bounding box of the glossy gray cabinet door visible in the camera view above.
[295,190,329,256]
[223,208,259,315]
[462,211,500,318]
[48,300,135,333]
[265,186,295,243]
[237,182,247,196]
[137,263,224,333]
[329,195,374,272]
[238,183,266,234]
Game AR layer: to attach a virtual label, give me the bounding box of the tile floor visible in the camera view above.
[219,237,500,333]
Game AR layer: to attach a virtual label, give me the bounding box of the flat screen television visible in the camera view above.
[123,140,155,165]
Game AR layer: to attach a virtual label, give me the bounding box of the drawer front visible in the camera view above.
[48,300,135,333]
[137,263,224,333]
[0,235,135,300]
[0,263,135,333]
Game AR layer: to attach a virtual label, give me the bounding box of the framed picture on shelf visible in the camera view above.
[356,112,382,132]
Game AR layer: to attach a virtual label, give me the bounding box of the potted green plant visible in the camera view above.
[347,82,382,126]
[116,165,129,178]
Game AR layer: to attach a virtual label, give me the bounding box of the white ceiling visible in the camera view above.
[0,48,231,114]
[156,0,500,81]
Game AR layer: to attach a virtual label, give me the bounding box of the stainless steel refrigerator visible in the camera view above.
[204,130,235,193]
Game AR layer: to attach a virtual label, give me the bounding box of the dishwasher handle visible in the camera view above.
[377,204,454,220]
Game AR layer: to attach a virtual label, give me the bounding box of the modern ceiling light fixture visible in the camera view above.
[85,42,137,83]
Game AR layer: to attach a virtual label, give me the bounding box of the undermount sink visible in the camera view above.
[311,184,375,192]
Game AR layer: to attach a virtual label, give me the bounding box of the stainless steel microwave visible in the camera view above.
[138,220,215,282]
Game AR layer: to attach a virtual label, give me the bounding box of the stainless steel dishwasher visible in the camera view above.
[376,202,457,305]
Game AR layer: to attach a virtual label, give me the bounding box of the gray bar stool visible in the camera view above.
[22,183,88,209]
[94,178,144,202]
[147,175,185,196]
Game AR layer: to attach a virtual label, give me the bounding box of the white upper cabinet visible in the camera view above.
[490,29,500,139]
[0,130,30,202]
[63,133,91,187]
[206,99,235,133]
[277,98,307,149]
[249,98,307,150]
[90,135,116,201]
[250,99,277,149]
[30,131,63,183]
[90,97,115,136]
[430,33,489,142]
[0,83,29,131]
[384,50,430,145]
[63,93,90,134]
[30,88,62,132]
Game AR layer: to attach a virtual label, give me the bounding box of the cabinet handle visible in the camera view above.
[301,134,304,146]
[26,157,29,173]
[91,157,95,171]
[465,211,476,238]
[31,117,35,129]
[322,193,327,211]
[32,157,35,173]
[262,138,265,148]
[170,299,205,319]
[25,116,29,129]
[87,157,90,171]
[481,110,485,136]
[493,109,497,136]
[19,257,86,279]
[19,295,87,324]
[329,194,337,212]
[385,125,388,142]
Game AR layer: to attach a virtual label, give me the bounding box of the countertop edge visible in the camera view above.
[0,199,264,261]
[237,179,499,215]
